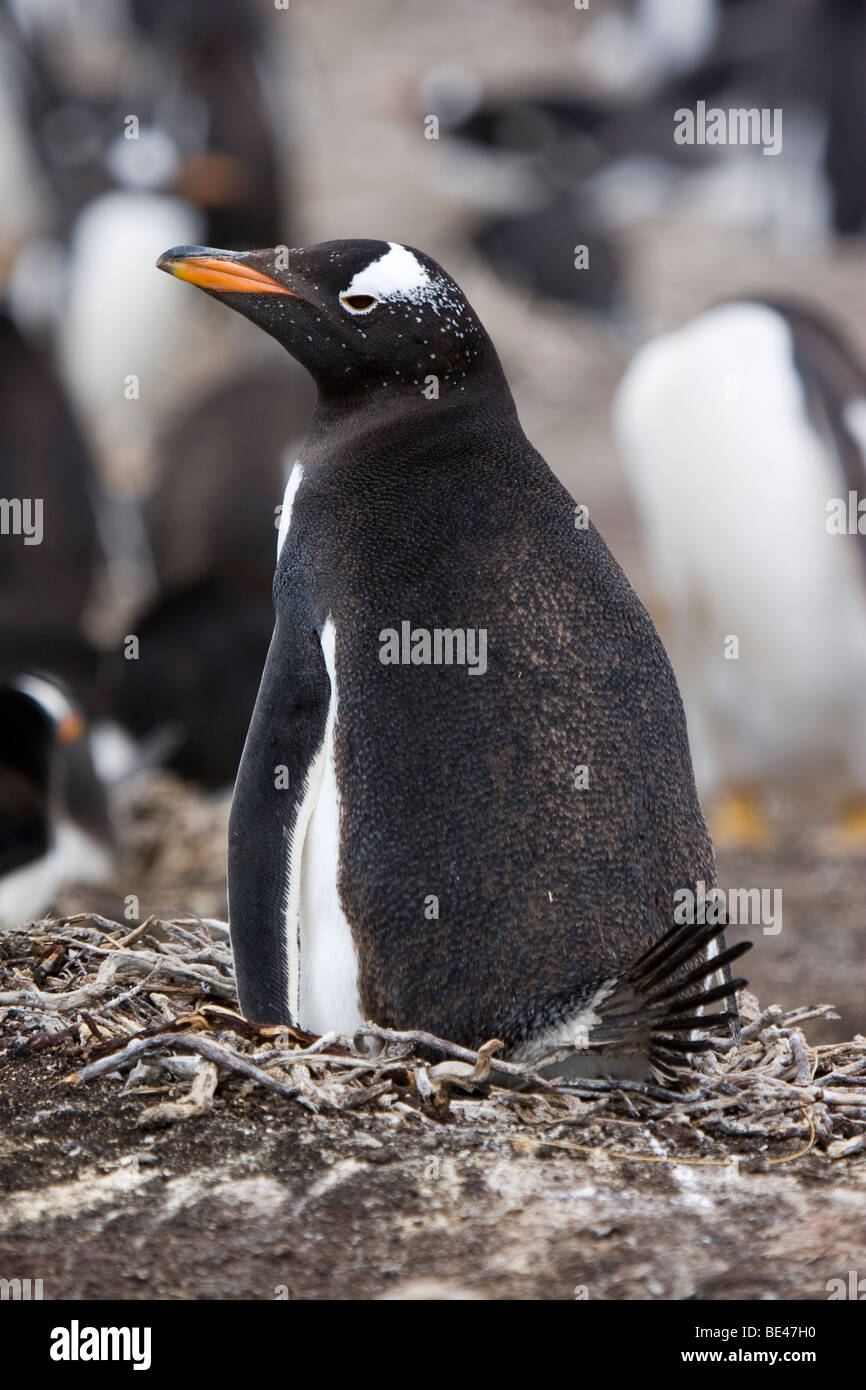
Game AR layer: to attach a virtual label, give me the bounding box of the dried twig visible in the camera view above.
[63,1031,300,1100]
[354,1022,551,1088]
[137,1058,219,1128]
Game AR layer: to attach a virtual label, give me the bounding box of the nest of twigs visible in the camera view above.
[1,914,864,1168]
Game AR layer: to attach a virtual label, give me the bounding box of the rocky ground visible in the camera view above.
[1,1050,864,1302]
[1,907,864,1302]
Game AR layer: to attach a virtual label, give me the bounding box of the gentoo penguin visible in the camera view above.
[613,298,866,839]
[158,239,749,1079]
[0,675,115,928]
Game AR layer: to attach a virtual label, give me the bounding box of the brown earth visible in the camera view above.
[1,1034,864,1303]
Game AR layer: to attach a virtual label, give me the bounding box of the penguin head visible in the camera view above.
[5,676,86,760]
[0,675,115,859]
[0,678,72,874]
[157,238,498,398]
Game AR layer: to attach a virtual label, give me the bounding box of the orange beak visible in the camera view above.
[157,249,294,296]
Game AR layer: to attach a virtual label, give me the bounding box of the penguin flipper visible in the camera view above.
[227,618,330,1026]
[586,921,752,1081]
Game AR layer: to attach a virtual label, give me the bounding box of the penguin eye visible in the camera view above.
[340,293,378,314]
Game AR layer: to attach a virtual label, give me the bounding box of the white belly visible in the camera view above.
[295,618,363,1036]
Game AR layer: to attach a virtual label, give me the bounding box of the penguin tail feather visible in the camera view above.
[587,921,752,1081]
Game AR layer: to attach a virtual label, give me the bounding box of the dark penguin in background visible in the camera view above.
[111,363,315,788]
[0,308,99,635]
[0,675,114,927]
[0,306,104,703]
[441,0,866,303]
[0,308,116,922]
[159,239,749,1079]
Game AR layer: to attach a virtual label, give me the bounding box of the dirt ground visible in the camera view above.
[0,1047,863,1303]
[721,837,866,1048]
[1,901,863,1302]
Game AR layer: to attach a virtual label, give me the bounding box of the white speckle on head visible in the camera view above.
[277,460,304,558]
[341,242,434,305]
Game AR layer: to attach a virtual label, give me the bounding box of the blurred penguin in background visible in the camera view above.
[0,675,115,927]
[2,0,292,466]
[0,296,121,923]
[436,0,866,318]
[0,302,104,699]
[613,298,866,847]
[110,362,315,789]
[0,0,308,798]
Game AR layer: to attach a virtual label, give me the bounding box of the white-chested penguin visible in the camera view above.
[158,239,749,1080]
[613,298,866,845]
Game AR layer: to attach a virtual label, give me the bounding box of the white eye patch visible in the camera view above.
[339,242,432,310]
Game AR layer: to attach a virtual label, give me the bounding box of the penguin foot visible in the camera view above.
[709,788,774,851]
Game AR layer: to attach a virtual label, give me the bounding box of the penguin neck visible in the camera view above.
[307,354,520,448]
